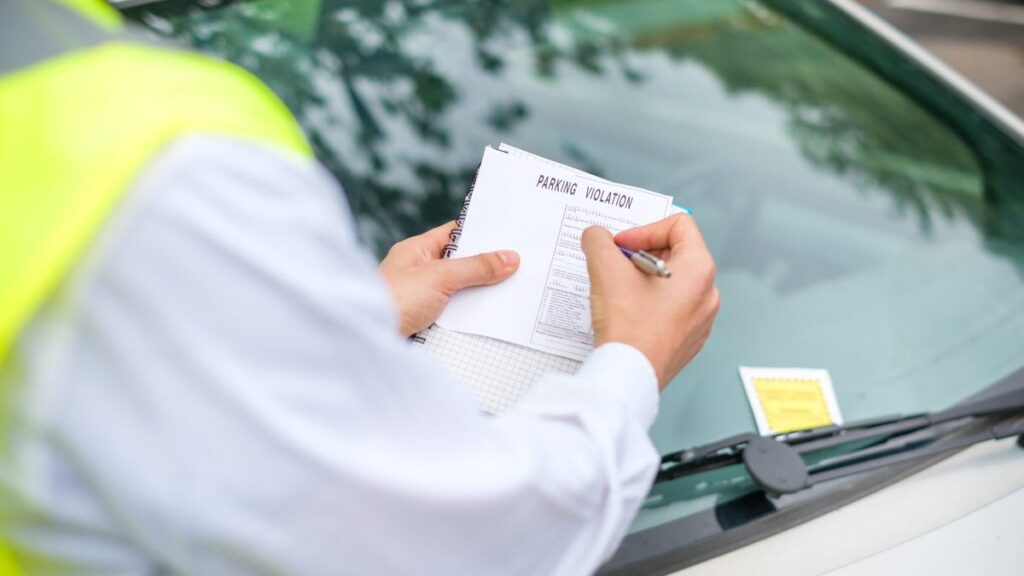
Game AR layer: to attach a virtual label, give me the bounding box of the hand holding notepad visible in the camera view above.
[583,216,720,389]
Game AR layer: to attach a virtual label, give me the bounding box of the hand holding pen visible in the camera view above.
[581,213,720,390]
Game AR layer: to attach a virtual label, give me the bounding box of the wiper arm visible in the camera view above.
[656,383,1024,497]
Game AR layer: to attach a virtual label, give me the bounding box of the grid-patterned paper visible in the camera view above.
[418,324,581,414]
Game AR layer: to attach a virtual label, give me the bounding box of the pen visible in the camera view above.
[619,246,672,278]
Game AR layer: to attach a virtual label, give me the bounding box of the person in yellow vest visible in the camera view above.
[0,1,719,574]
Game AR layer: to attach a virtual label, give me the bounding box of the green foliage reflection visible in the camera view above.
[128,0,998,256]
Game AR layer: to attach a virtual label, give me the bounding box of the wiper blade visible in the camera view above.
[656,382,1024,497]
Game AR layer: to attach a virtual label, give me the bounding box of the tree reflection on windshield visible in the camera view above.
[660,6,981,226]
[130,0,1004,255]
[136,0,642,253]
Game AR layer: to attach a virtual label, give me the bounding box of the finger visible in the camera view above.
[436,250,520,292]
[644,248,669,261]
[620,216,712,268]
[614,214,693,252]
[664,218,712,268]
[581,226,634,284]
[418,220,459,255]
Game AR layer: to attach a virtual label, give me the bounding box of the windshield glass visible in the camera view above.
[126,0,1024,539]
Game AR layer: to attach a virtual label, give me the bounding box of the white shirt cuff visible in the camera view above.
[517,343,660,429]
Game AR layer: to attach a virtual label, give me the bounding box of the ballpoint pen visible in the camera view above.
[619,246,672,278]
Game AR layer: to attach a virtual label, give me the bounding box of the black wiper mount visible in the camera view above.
[656,383,1024,497]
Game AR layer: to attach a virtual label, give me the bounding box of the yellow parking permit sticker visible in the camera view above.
[739,367,843,436]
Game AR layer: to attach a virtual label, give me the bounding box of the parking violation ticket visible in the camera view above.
[437,146,674,361]
[739,367,843,436]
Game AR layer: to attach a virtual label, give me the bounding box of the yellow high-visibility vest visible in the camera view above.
[0,0,311,363]
[0,1,311,571]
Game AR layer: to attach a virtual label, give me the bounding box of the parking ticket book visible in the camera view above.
[414,144,680,413]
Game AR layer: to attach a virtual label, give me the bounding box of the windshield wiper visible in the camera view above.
[656,383,1024,497]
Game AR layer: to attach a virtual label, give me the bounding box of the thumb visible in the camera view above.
[581,226,633,286]
[436,250,520,293]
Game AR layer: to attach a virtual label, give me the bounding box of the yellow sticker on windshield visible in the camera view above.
[739,367,843,436]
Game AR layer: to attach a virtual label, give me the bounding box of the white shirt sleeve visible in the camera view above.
[8,136,660,576]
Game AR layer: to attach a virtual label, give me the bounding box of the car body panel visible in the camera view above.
[677,437,1024,575]
[829,0,1024,145]
[829,481,1024,575]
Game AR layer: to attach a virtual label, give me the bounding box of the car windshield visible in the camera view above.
[126,0,1024,546]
